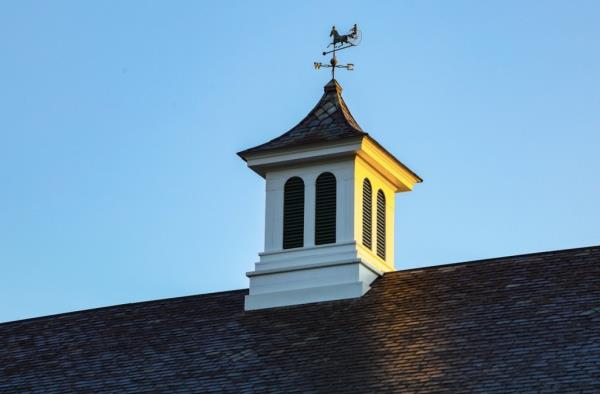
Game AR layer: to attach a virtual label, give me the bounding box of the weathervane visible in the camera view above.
[314,24,362,80]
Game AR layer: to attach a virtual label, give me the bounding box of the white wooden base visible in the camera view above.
[244,243,382,310]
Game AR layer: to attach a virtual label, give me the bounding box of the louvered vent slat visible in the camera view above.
[362,178,372,249]
[315,172,336,245]
[376,189,386,260]
[283,177,304,249]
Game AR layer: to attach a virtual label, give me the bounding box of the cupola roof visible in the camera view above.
[238,79,366,158]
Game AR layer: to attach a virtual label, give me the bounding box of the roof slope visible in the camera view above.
[238,79,367,158]
[1,246,599,393]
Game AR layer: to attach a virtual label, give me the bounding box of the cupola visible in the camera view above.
[238,79,421,310]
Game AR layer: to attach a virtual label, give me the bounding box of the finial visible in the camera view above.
[314,24,361,80]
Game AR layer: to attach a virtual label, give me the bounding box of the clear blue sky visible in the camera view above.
[1,1,599,323]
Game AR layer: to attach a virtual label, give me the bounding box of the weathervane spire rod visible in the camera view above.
[314,24,361,80]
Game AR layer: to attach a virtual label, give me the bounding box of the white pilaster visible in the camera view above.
[303,173,316,248]
[337,166,355,244]
[264,174,284,252]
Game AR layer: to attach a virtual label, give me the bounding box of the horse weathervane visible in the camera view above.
[314,24,362,80]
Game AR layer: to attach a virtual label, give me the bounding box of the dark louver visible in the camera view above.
[315,172,336,245]
[376,189,386,260]
[283,177,304,249]
[362,178,372,249]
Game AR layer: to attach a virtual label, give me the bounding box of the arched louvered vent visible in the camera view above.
[376,189,386,260]
[315,172,336,245]
[283,177,304,249]
[362,178,372,249]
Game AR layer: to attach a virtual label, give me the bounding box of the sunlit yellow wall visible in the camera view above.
[354,155,397,272]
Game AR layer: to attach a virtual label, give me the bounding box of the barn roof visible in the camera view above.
[1,245,599,392]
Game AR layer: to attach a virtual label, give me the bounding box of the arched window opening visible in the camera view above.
[315,172,336,245]
[362,178,372,249]
[283,177,304,249]
[376,189,386,260]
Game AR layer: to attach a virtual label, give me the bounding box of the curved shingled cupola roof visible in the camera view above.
[238,79,367,159]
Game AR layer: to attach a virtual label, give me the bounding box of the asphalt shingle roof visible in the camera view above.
[1,245,599,393]
[238,79,366,158]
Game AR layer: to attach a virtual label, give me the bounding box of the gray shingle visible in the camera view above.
[238,79,366,158]
[1,246,599,392]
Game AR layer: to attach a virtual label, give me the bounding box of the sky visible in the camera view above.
[1,1,599,323]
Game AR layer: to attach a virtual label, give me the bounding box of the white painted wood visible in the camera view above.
[262,159,354,252]
[303,173,316,248]
[242,138,417,310]
[264,173,284,252]
[245,154,386,310]
[338,169,354,243]
[244,259,381,310]
[256,242,359,271]
[244,140,362,176]
[245,282,365,311]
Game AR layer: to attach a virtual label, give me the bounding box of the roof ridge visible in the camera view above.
[393,244,600,274]
[6,245,598,326]
[0,288,248,326]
